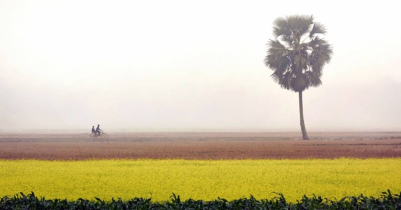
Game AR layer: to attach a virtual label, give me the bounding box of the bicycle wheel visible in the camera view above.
[90,133,96,138]
[101,133,108,138]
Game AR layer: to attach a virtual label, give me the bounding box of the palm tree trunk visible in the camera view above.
[299,91,310,140]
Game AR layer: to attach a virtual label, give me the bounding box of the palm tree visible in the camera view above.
[264,15,333,140]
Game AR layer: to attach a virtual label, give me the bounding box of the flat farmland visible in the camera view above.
[1,132,400,160]
[1,132,401,203]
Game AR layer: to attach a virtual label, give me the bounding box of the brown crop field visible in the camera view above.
[1,132,401,160]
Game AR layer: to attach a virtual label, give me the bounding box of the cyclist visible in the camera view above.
[91,126,96,135]
[96,124,102,136]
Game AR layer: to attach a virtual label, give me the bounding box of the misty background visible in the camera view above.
[1,0,401,132]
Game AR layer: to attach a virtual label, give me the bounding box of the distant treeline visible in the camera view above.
[1,190,400,210]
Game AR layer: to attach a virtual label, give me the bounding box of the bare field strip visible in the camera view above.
[0,132,400,160]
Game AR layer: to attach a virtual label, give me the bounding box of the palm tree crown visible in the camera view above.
[265,15,333,92]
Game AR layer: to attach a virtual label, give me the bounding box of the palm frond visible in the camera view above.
[286,15,313,39]
[273,17,289,38]
[270,72,280,83]
[309,22,326,38]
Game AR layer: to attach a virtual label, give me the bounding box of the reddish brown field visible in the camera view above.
[1,132,400,160]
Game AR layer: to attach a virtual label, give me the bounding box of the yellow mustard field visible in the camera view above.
[0,159,400,202]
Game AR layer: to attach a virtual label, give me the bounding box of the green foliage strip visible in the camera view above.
[1,190,400,210]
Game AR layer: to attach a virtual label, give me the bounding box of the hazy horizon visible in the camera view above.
[1,0,401,132]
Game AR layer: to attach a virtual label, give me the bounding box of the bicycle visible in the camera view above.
[90,130,108,138]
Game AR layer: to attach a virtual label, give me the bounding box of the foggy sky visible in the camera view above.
[1,0,401,132]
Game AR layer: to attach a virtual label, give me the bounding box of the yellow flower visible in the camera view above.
[0,158,400,202]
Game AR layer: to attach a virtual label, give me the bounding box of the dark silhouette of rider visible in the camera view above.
[91,126,96,134]
[96,124,102,136]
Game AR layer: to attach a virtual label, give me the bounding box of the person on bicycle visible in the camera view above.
[96,124,102,136]
[91,126,96,135]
